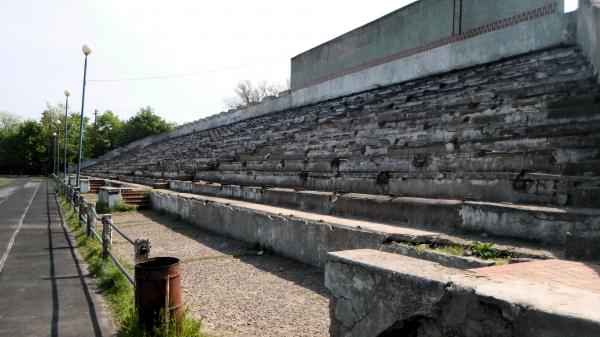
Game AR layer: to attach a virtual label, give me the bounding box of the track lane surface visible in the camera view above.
[0,178,115,337]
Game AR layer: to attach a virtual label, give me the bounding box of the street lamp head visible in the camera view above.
[56,119,61,125]
[53,132,57,136]
[64,90,71,97]
[81,44,92,55]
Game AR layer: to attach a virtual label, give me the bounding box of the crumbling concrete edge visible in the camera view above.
[325,249,600,337]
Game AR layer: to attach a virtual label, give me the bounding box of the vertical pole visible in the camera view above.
[56,128,60,176]
[53,136,57,175]
[79,197,85,227]
[86,207,94,237]
[94,109,98,158]
[64,96,69,181]
[76,54,88,189]
[101,214,112,261]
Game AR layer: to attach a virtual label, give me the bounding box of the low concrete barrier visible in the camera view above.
[150,189,393,267]
[99,187,122,208]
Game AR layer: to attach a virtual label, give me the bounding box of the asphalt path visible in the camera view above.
[0,177,115,337]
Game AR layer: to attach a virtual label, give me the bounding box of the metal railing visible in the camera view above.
[51,174,151,286]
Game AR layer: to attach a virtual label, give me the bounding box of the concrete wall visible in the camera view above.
[578,0,600,81]
[290,0,455,90]
[291,0,570,90]
[149,189,389,267]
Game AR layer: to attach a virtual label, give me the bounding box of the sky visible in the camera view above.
[0,0,419,125]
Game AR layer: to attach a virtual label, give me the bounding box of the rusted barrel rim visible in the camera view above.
[136,256,180,269]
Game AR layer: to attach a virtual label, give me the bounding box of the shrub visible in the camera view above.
[95,201,111,214]
[113,201,137,212]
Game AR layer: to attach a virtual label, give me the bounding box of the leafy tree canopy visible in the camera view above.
[0,104,174,175]
[118,106,174,145]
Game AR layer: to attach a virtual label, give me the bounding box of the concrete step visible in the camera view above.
[190,169,600,208]
[101,174,599,252]
[325,249,600,336]
[162,179,600,247]
[148,187,575,269]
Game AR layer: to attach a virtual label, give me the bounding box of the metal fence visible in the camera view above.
[52,175,151,285]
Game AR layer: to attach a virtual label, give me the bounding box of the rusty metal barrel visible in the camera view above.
[135,257,183,331]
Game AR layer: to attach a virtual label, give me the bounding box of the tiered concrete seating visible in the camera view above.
[84,46,600,256]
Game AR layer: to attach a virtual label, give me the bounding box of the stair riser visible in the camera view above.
[190,171,600,208]
[166,180,598,245]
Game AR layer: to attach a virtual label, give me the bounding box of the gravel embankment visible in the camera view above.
[109,210,330,337]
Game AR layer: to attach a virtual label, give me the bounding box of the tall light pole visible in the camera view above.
[64,90,70,182]
[54,119,61,175]
[76,44,92,189]
[53,133,58,175]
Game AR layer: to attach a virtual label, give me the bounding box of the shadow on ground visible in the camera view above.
[137,209,329,297]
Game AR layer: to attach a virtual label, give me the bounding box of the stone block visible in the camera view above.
[79,179,90,193]
[98,187,122,209]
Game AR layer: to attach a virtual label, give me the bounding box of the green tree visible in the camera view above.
[118,107,174,146]
[0,113,48,174]
[39,103,90,172]
[1,120,48,174]
[0,111,21,135]
[0,112,22,174]
[85,110,124,158]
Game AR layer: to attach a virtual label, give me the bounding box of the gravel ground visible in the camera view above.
[109,210,330,337]
[83,192,98,204]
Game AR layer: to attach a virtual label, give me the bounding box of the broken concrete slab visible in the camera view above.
[325,249,600,337]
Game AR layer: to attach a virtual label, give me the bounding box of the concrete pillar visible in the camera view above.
[98,186,122,209]
[80,179,90,193]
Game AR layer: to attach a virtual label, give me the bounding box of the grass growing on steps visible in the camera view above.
[113,201,138,212]
[411,242,512,264]
[95,200,138,214]
[55,193,206,337]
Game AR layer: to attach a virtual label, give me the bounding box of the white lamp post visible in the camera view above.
[76,44,92,189]
[52,132,58,175]
[63,90,70,182]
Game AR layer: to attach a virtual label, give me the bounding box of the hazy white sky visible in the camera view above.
[0,0,418,125]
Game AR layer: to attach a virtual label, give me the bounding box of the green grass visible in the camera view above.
[436,244,468,257]
[409,241,512,264]
[113,201,138,212]
[95,201,111,214]
[95,200,138,214]
[0,177,14,186]
[471,242,503,259]
[54,188,206,337]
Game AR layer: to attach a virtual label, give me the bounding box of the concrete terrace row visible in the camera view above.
[83,46,600,256]
[86,47,599,208]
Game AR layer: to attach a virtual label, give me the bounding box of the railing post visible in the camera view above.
[69,188,74,209]
[79,197,85,227]
[101,214,113,261]
[73,192,80,214]
[86,205,94,237]
[134,237,151,264]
